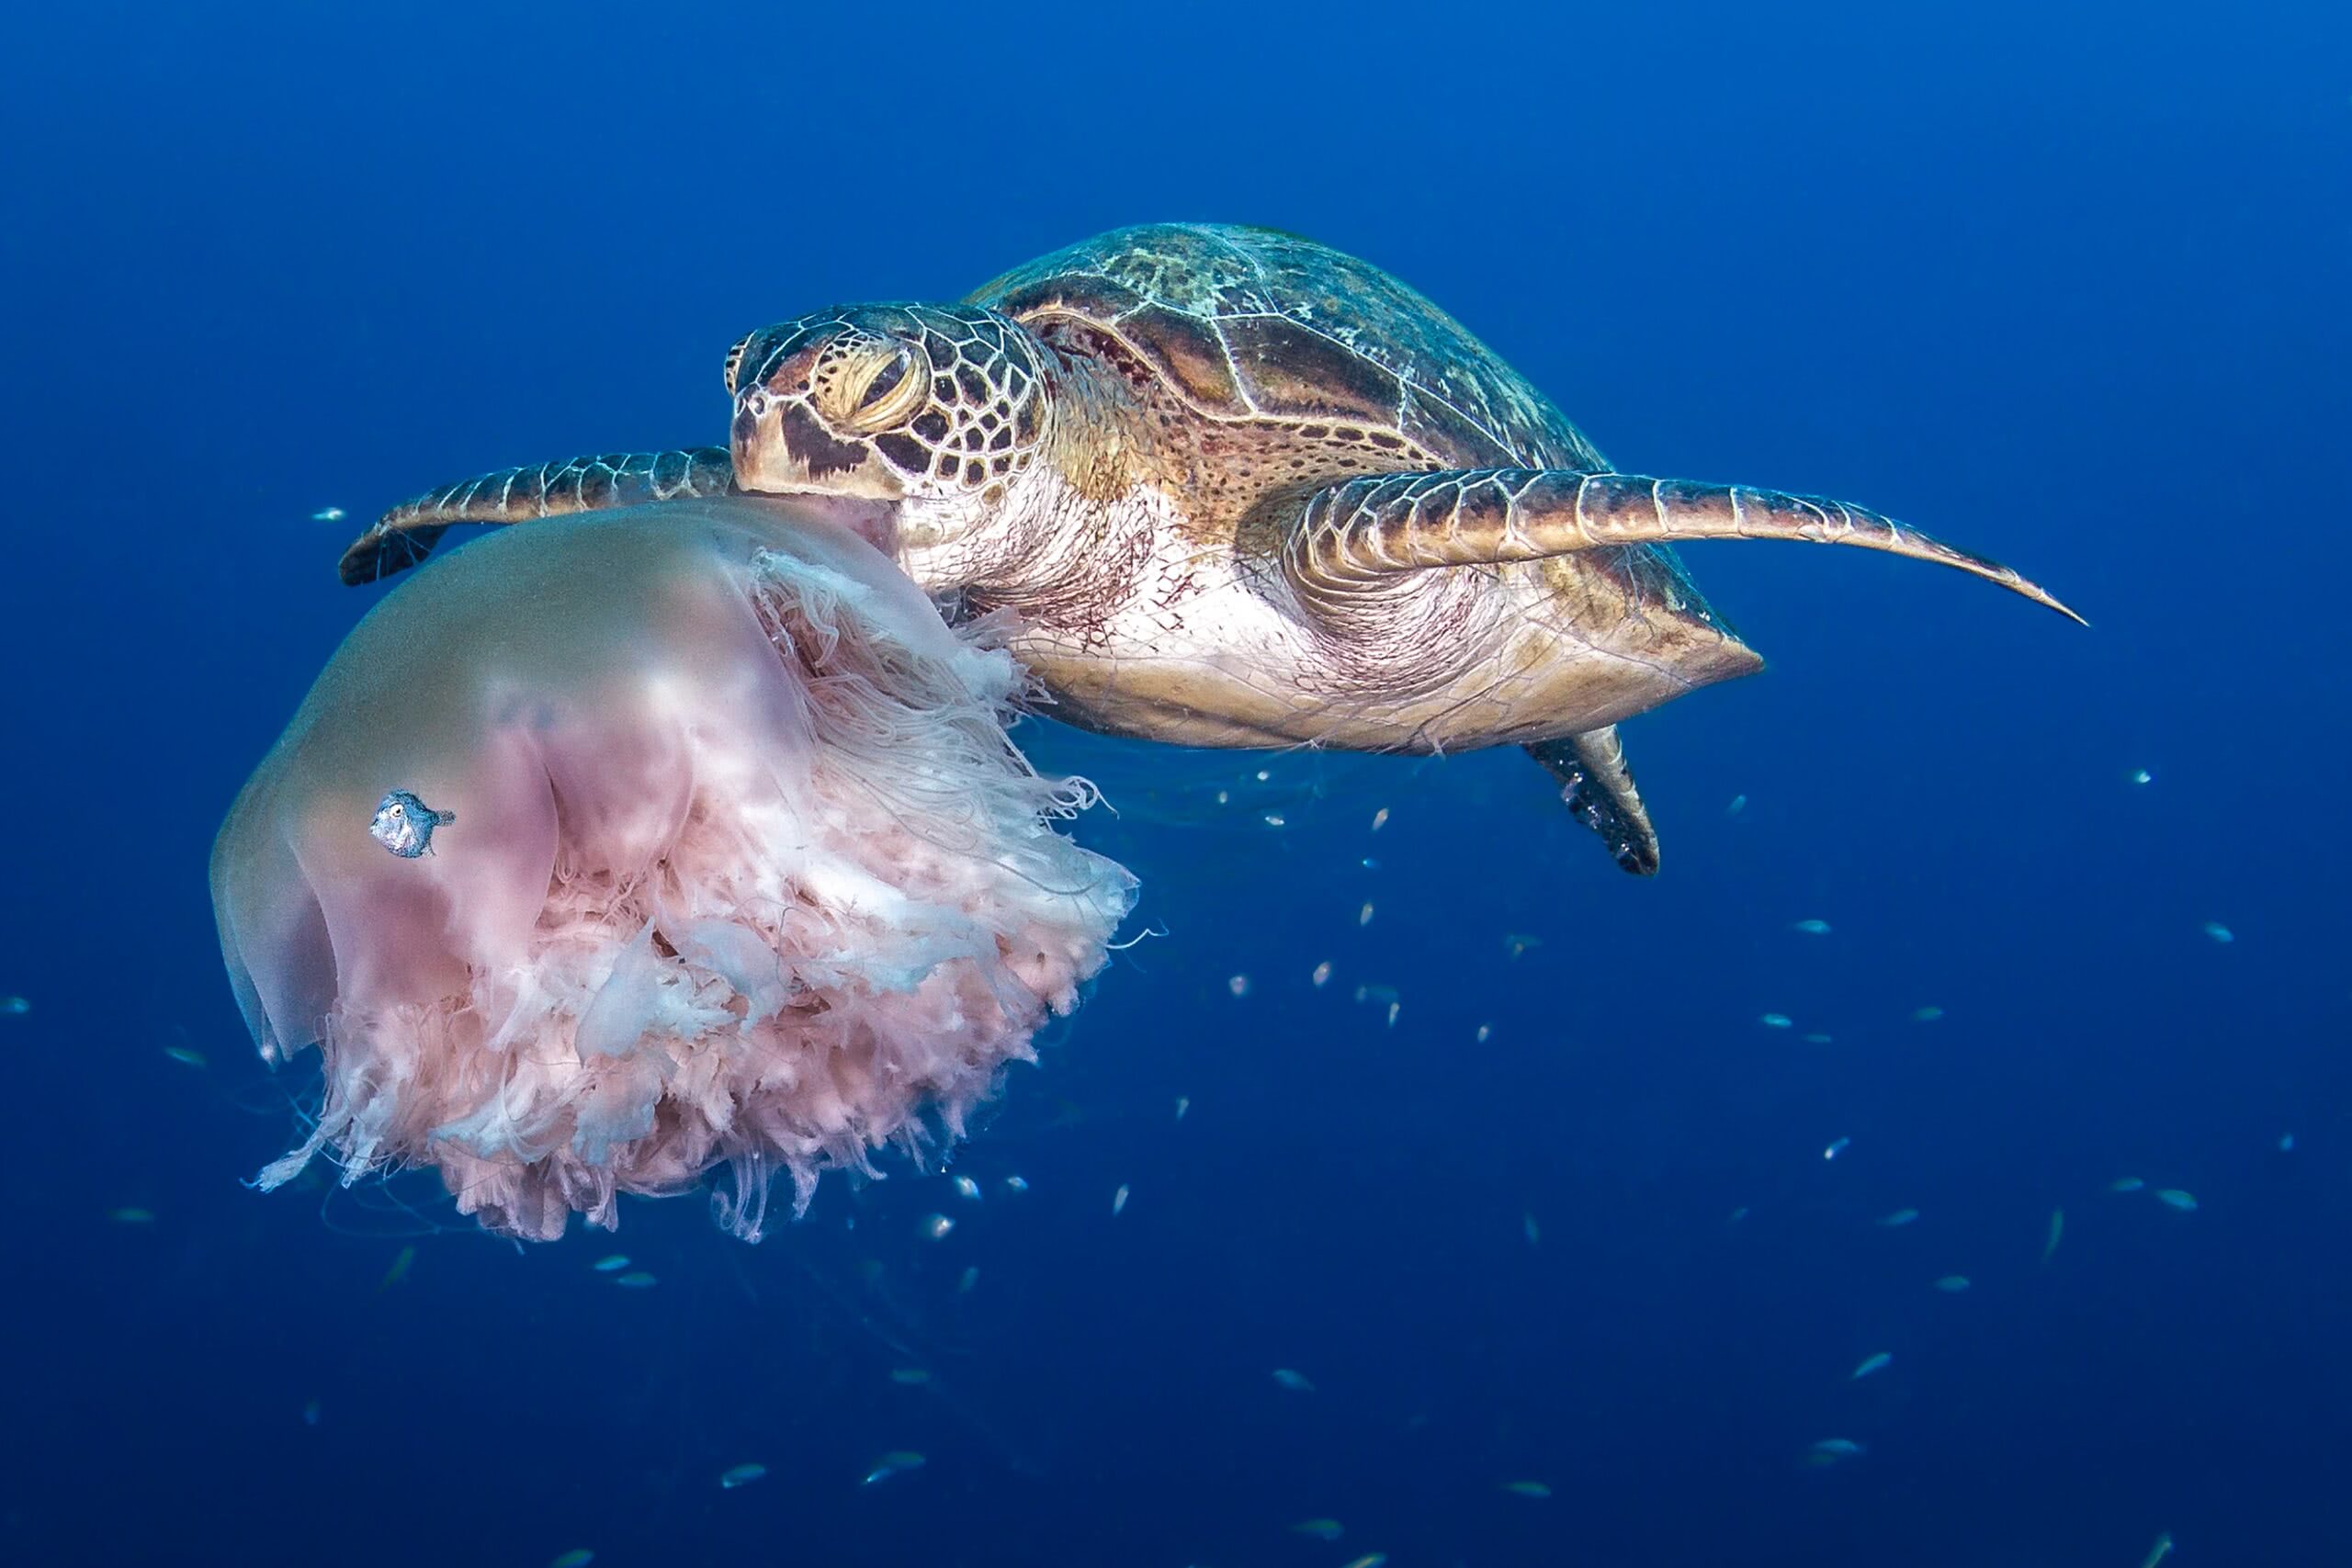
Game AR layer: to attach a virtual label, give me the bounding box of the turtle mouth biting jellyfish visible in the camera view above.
[339,222,2079,874]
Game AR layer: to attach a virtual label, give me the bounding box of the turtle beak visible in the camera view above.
[730,382,905,502]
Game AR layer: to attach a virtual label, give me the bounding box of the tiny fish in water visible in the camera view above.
[311,505,346,523]
[1358,901,1375,926]
[548,1551,595,1568]
[1760,1012,1793,1029]
[1933,1275,1971,1292]
[2154,1189,2198,1212]
[1523,1211,1540,1247]
[1227,974,1251,998]
[1290,1518,1344,1540]
[369,790,455,858]
[1503,932,1542,958]
[1272,1368,1315,1393]
[1340,1555,1389,1568]
[1808,1438,1865,1461]
[1002,1174,1029,1194]
[163,1044,207,1068]
[592,1254,630,1272]
[1725,793,1748,815]
[2109,1178,2145,1193]
[2202,921,2234,942]
[301,1398,321,1427]
[2130,767,2154,784]
[888,1367,931,1386]
[613,1270,658,1288]
[1476,1023,1492,1043]
[1500,1480,1553,1498]
[2278,1132,2295,1152]
[1111,1183,1130,1215]
[956,1265,979,1293]
[1792,919,1832,935]
[2041,1208,2064,1263]
[718,1462,766,1489]
[1912,1005,1945,1022]
[376,1244,415,1292]
[919,1213,955,1240]
[2139,1531,2175,1568]
[1878,1208,1920,1227]
[108,1207,155,1224]
[1850,1351,1893,1381]
[1311,961,1333,987]
[951,1175,981,1202]
[1174,1096,1190,1121]
[1370,807,1390,831]
[0,996,28,1016]
[1823,1136,1850,1161]
[862,1450,927,1485]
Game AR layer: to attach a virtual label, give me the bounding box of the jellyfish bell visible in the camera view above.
[210,495,1136,1242]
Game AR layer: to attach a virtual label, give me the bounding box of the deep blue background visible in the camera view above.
[4,4,2347,1564]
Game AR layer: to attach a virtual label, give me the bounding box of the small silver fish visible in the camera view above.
[369,790,454,858]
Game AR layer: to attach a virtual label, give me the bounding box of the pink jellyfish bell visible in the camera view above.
[210,496,1135,1241]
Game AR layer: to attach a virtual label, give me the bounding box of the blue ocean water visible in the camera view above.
[5,4,2347,1564]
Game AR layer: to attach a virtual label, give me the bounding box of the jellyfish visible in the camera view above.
[210,496,1136,1242]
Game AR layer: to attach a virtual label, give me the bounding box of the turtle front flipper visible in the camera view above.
[1283,470,2084,624]
[1526,727,1659,875]
[337,448,734,585]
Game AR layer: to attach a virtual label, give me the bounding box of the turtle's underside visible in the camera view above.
[337,224,2077,874]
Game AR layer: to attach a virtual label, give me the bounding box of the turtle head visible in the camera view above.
[728,304,1049,579]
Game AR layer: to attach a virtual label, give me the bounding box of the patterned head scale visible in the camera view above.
[727,304,1049,503]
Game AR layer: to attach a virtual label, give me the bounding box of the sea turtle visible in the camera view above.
[338,223,2077,874]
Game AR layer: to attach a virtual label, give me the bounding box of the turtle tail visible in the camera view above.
[338,448,735,585]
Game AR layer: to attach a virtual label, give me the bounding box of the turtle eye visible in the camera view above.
[820,343,926,435]
[722,332,754,395]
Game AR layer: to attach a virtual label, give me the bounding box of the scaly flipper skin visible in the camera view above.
[337,448,733,585]
[1525,728,1658,876]
[1284,469,2086,625]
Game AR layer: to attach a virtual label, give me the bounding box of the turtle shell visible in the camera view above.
[969,223,1607,473]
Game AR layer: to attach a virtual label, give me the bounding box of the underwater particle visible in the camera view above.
[2109,1178,2145,1193]
[1112,1183,1130,1216]
[1272,1368,1316,1393]
[862,1450,928,1485]
[301,1397,321,1426]
[376,1245,416,1293]
[311,505,347,523]
[1760,1012,1793,1029]
[1802,1032,1835,1044]
[108,1207,155,1224]
[614,1271,658,1289]
[1002,1174,1029,1194]
[591,1254,630,1272]
[2154,1189,2199,1212]
[368,789,456,859]
[889,1367,932,1386]
[1503,932,1543,959]
[2278,1132,2295,1152]
[1311,961,1333,987]
[1933,1275,1971,1292]
[1727,1206,1750,1224]
[1849,1351,1893,1381]
[1877,1208,1920,1227]
[2140,1530,2175,1568]
[163,1044,208,1069]
[1173,1097,1190,1121]
[1358,901,1375,927]
[1340,1555,1389,1568]
[956,1265,979,1293]
[951,1174,982,1202]
[1823,1136,1851,1161]
[1371,807,1390,831]
[719,1462,767,1489]
[2201,921,2234,943]
[1726,793,1747,815]
[548,1551,595,1568]
[1476,1023,1492,1043]
[920,1213,955,1240]
[1385,1000,1400,1028]
[1359,855,1380,870]
[1806,1438,1865,1465]
[1500,1480,1553,1498]
[1911,1006,1945,1022]
[1523,1211,1541,1247]
[2041,1209,2064,1264]
[1227,974,1251,998]
[1290,1518,1344,1540]
[0,996,28,1016]
[1792,919,1833,935]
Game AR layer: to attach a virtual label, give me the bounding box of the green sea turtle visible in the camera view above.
[339,223,2077,874]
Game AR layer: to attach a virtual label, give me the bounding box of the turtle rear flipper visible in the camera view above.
[338,448,733,585]
[1526,727,1659,875]
[1283,469,2084,624]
